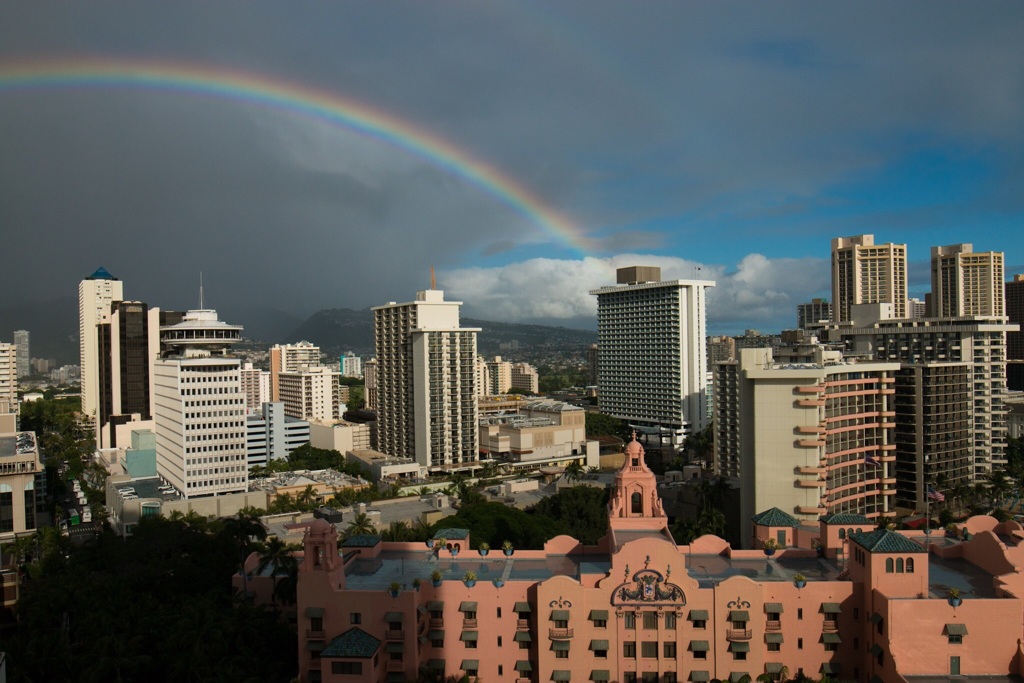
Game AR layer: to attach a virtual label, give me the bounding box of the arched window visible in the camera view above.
[885,558,894,573]
[896,558,904,573]
[631,491,643,514]
[838,529,846,539]
[906,557,915,573]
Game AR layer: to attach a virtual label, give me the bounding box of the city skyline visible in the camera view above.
[3,3,1024,335]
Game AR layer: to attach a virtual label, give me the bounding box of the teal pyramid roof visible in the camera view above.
[86,266,117,280]
[341,534,381,548]
[322,628,381,658]
[433,527,470,540]
[820,513,871,525]
[751,508,800,528]
[850,529,926,553]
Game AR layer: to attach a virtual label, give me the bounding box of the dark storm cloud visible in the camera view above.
[2,1,1023,331]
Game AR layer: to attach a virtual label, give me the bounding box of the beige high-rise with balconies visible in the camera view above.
[931,244,1005,318]
[373,289,479,471]
[714,342,899,546]
[269,341,321,401]
[831,235,908,323]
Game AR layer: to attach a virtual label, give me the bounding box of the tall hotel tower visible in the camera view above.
[372,289,479,471]
[831,235,908,323]
[590,266,715,442]
[931,244,1005,317]
[153,307,246,498]
[79,267,124,434]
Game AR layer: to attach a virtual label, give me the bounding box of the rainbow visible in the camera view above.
[0,57,592,253]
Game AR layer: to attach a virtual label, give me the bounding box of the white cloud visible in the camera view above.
[443,253,830,333]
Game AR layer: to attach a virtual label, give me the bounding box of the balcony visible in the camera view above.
[430,618,444,628]
[517,619,530,630]
[307,629,325,639]
[765,620,781,631]
[797,425,826,434]
[386,661,405,673]
[822,620,838,632]
[549,628,574,640]
[726,628,752,641]
[386,629,404,640]
[463,619,478,629]
[797,439,826,448]
[797,399,826,408]
[796,479,826,489]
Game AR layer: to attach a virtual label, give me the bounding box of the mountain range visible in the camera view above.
[2,301,595,366]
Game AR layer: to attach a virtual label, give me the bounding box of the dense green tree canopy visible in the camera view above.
[7,516,296,682]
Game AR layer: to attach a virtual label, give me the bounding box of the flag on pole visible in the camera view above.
[864,455,881,468]
[927,485,945,502]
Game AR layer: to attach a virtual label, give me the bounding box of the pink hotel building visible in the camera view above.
[284,437,1024,683]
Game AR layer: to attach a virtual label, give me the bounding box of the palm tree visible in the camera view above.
[345,512,376,539]
[564,460,585,484]
[257,537,298,608]
[296,484,317,509]
[218,508,268,599]
[987,471,1012,510]
[382,521,413,542]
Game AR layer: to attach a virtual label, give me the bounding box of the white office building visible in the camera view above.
[373,289,480,471]
[245,402,310,470]
[79,267,124,435]
[153,308,247,498]
[590,265,715,444]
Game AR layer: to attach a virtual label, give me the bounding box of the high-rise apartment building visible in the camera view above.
[340,352,362,378]
[831,235,908,323]
[478,356,512,396]
[585,343,598,387]
[893,363,972,511]
[590,266,714,442]
[714,344,899,545]
[706,335,736,369]
[153,308,247,498]
[278,365,347,423]
[363,358,378,412]
[1008,274,1024,391]
[0,343,16,411]
[824,315,1015,477]
[79,267,124,435]
[510,362,540,395]
[12,330,29,379]
[931,244,1005,317]
[269,341,321,401]
[372,289,479,471]
[240,362,271,413]
[797,298,832,330]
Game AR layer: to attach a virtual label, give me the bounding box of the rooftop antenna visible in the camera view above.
[430,266,436,290]
[199,272,204,309]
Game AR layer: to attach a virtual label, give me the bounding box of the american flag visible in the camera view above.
[864,455,881,468]
[927,485,946,503]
